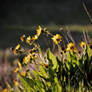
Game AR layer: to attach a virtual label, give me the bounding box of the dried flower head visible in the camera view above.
[78,50,82,54]
[44,63,49,68]
[20,34,25,42]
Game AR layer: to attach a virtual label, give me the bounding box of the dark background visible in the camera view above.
[0,0,92,25]
[0,0,92,49]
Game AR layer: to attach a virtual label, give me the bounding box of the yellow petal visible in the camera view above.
[32,35,38,40]
[14,67,19,73]
[23,54,31,64]
[15,44,20,50]
[18,61,22,70]
[13,49,17,54]
[14,44,20,54]
[52,34,62,45]
[21,71,26,77]
[26,36,31,44]
[66,42,75,51]
[2,88,8,92]
[80,41,86,48]
[13,80,19,86]
[36,26,42,36]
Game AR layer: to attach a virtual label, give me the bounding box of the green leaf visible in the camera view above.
[86,45,91,57]
[38,64,49,79]
[18,74,35,92]
[66,63,70,70]
[54,77,62,92]
[33,70,46,92]
[47,48,59,72]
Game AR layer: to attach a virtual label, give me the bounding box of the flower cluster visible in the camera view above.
[9,25,92,92]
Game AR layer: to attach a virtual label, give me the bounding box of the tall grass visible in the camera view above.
[1,26,92,92]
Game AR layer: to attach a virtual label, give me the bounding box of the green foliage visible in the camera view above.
[47,48,59,72]
[18,74,35,92]
[13,47,92,92]
[8,26,92,92]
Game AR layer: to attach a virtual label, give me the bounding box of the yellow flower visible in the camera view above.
[80,41,86,48]
[31,52,37,59]
[26,36,31,44]
[21,71,26,77]
[66,42,76,51]
[32,26,42,40]
[20,34,25,42]
[32,35,38,40]
[44,63,49,68]
[14,67,19,73]
[36,26,42,36]
[14,44,20,54]
[2,88,8,92]
[51,34,62,45]
[18,61,22,70]
[23,54,31,64]
[13,80,19,86]
[15,44,20,50]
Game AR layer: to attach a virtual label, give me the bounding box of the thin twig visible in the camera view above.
[82,0,92,23]
[66,26,76,44]
[83,29,88,43]
[85,27,90,44]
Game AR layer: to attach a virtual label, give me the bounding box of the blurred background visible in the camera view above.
[0,0,92,88]
[0,0,92,49]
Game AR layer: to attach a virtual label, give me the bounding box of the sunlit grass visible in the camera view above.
[1,24,92,32]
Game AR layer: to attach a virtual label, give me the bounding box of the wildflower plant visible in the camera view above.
[6,26,92,92]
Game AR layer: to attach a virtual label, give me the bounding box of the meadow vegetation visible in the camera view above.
[1,26,92,92]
